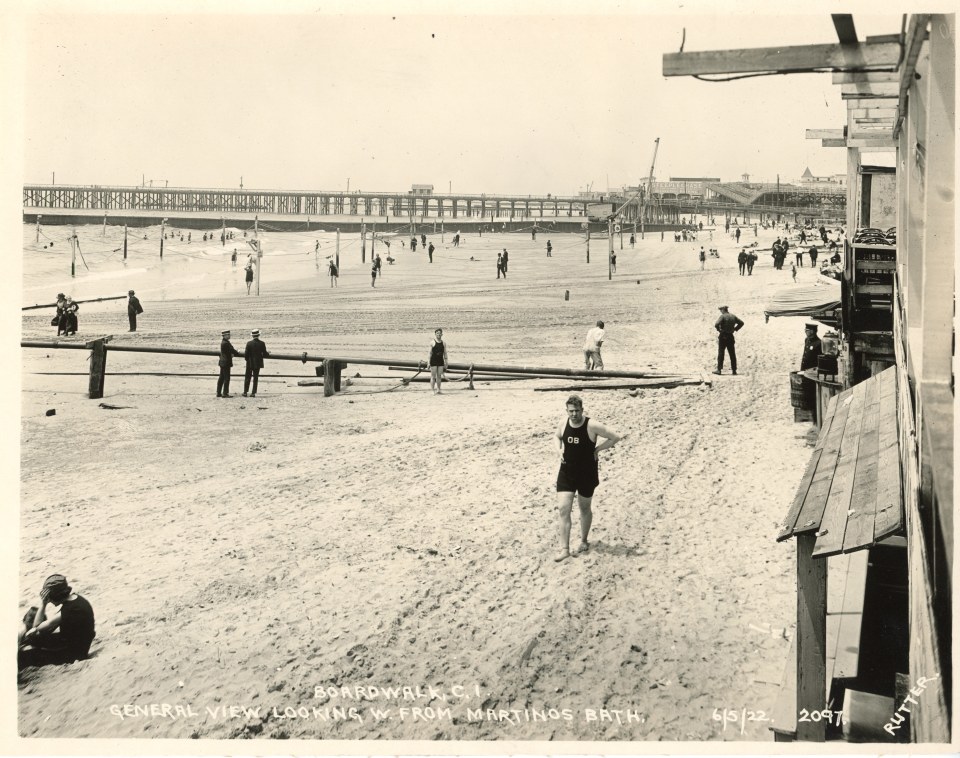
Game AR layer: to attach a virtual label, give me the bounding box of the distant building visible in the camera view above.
[411,184,434,195]
[669,176,721,183]
[799,167,846,187]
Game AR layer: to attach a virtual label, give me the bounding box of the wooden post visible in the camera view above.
[796,533,827,741]
[586,227,590,264]
[70,227,76,277]
[361,222,366,263]
[372,223,377,260]
[36,215,41,243]
[608,217,613,280]
[160,218,165,259]
[123,224,127,260]
[323,359,341,397]
[88,339,108,399]
[335,228,340,271]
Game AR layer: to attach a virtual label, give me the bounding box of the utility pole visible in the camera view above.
[642,137,660,240]
[36,215,41,243]
[254,215,261,296]
[123,224,128,260]
[70,227,77,277]
[608,217,613,281]
[586,227,591,264]
[335,228,340,271]
[160,218,166,259]
[372,222,377,261]
[221,216,226,246]
[361,222,366,263]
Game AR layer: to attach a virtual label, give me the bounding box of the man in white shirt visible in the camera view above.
[583,320,606,370]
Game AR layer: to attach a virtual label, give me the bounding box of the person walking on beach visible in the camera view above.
[610,251,617,273]
[496,252,504,279]
[553,394,622,562]
[374,253,383,278]
[410,236,417,252]
[735,227,741,243]
[428,242,435,263]
[328,259,339,287]
[245,263,254,295]
[698,247,706,270]
[243,329,269,397]
[583,320,605,370]
[428,328,448,394]
[421,233,427,248]
[18,573,95,670]
[791,262,797,282]
[808,245,818,268]
[127,290,143,332]
[217,329,241,398]
[546,240,553,257]
[501,248,509,274]
[738,249,748,276]
[231,249,238,267]
[371,260,378,287]
[713,305,744,376]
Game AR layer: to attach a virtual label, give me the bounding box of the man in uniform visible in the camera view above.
[553,395,622,562]
[217,329,241,398]
[243,329,269,398]
[800,322,822,371]
[127,290,143,332]
[713,305,744,375]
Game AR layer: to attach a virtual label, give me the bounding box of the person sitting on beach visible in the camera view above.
[18,574,95,670]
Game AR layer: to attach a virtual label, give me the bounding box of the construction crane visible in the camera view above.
[640,137,660,239]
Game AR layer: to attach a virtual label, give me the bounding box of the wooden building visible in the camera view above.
[664,13,953,743]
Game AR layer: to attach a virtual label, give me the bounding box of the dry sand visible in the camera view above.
[18,221,822,742]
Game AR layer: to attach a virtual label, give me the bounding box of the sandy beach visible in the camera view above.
[19,221,821,741]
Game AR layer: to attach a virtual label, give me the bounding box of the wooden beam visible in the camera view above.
[842,92,900,101]
[807,128,844,139]
[847,141,896,151]
[895,15,931,137]
[833,71,900,84]
[796,533,827,741]
[841,81,900,97]
[823,138,847,148]
[848,106,897,118]
[832,14,858,44]
[663,41,901,77]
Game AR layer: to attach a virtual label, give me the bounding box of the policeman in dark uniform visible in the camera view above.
[713,305,744,375]
[217,329,241,397]
[800,323,822,371]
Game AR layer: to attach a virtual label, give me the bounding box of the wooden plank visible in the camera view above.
[842,92,899,101]
[770,636,798,738]
[796,533,827,741]
[842,83,899,97]
[834,549,869,678]
[832,14,858,44]
[793,388,855,535]
[777,395,838,541]
[813,380,868,557]
[894,15,932,138]
[874,368,903,540]
[847,106,897,118]
[841,375,882,552]
[662,41,901,77]
[846,139,896,151]
[806,128,844,139]
[833,71,900,84]
[822,138,847,148]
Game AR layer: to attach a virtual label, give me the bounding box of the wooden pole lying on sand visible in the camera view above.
[20,340,699,398]
[22,295,128,311]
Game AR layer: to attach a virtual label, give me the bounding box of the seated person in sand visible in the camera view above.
[18,574,96,669]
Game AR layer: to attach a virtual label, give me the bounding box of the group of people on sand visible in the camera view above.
[216,328,269,398]
[52,293,79,336]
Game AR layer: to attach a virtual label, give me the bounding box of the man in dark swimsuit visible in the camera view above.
[554,395,622,562]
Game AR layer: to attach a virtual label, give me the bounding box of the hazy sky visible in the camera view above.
[13,1,905,195]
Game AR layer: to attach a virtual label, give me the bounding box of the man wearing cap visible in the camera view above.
[713,305,744,375]
[127,290,144,332]
[18,573,95,669]
[217,330,242,398]
[54,293,67,335]
[800,322,822,371]
[243,329,269,397]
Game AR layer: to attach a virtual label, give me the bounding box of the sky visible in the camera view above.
[9,1,907,196]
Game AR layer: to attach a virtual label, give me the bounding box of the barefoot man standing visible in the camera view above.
[554,395,621,561]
